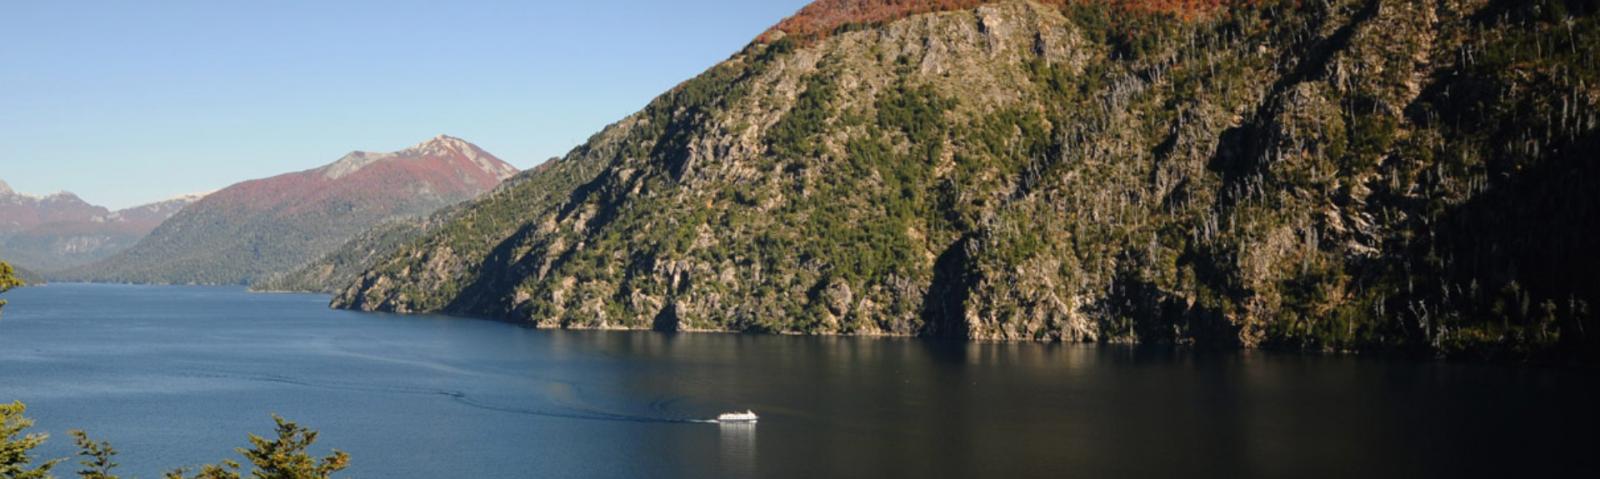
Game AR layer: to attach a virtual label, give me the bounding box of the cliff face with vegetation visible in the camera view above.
[336,0,1598,359]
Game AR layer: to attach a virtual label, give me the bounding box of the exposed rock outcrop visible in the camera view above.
[336,0,1599,359]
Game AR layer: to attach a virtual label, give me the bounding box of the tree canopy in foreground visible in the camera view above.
[0,402,347,479]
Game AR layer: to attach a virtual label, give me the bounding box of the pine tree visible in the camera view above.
[69,431,118,479]
[167,415,348,479]
[0,261,23,320]
[2,401,346,479]
[0,402,60,479]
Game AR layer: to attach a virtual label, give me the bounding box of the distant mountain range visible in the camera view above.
[62,135,518,286]
[0,179,204,272]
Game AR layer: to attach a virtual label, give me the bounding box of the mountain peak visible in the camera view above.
[407,134,476,158]
[79,136,521,285]
[321,136,518,181]
[0,179,12,196]
[44,191,83,201]
[409,135,520,180]
[417,134,468,149]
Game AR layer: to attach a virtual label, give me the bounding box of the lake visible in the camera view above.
[0,283,1595,477]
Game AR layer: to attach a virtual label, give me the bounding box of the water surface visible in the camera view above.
[0,284,1594,477]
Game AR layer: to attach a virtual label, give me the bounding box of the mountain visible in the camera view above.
[252,220,427,293]
[0,184,109,236]
[105,193,208,230]
[257,156,568,294]
[71,136,519,285]
[0,181,204,273]
[336,0,1599,359]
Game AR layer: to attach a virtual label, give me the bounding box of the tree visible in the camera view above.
[166,415,348,479]
[162,462,241,479]
[1,401,60,479]
[69,431,118,479]
[1,402,346,479]
[0,261,23,320]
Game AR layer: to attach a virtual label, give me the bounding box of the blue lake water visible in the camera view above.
[0,283,1595,477]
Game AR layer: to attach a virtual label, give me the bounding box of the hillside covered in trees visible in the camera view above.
[335,0,1598,360]
[253,221,429,293]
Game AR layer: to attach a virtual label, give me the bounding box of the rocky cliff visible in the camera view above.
[336,0,1598,359]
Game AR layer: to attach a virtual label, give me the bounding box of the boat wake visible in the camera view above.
[178,369,719,425]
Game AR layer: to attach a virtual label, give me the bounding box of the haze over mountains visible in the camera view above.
[0,180,205,273]
[49,135,518,286]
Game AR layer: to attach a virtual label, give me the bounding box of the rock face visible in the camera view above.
[71,136,518,285]
[0,183,203,273]
[336,0,1599,358]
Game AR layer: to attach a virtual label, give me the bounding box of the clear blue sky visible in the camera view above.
[1,0,809,209]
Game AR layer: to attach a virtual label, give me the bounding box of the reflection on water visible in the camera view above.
[718,422,756,476]
[0,284,1595,478]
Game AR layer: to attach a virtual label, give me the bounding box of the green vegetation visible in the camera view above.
[0,402,346,479]
[70,432,116,479]
[164,416,348,479]
[768,69,840,159]
[0,261,23,319]
[336,0,1599,361]
[5,264,41,287]
[2,402,58,479]
[254,221,429,293]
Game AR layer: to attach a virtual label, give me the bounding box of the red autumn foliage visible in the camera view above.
[759,0,1248,44]
[200,137,516,218]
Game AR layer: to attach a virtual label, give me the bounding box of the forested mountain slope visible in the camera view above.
[253,221,428,293]
[336,0,1598,359]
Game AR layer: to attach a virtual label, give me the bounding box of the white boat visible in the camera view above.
[717,410,759,423]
